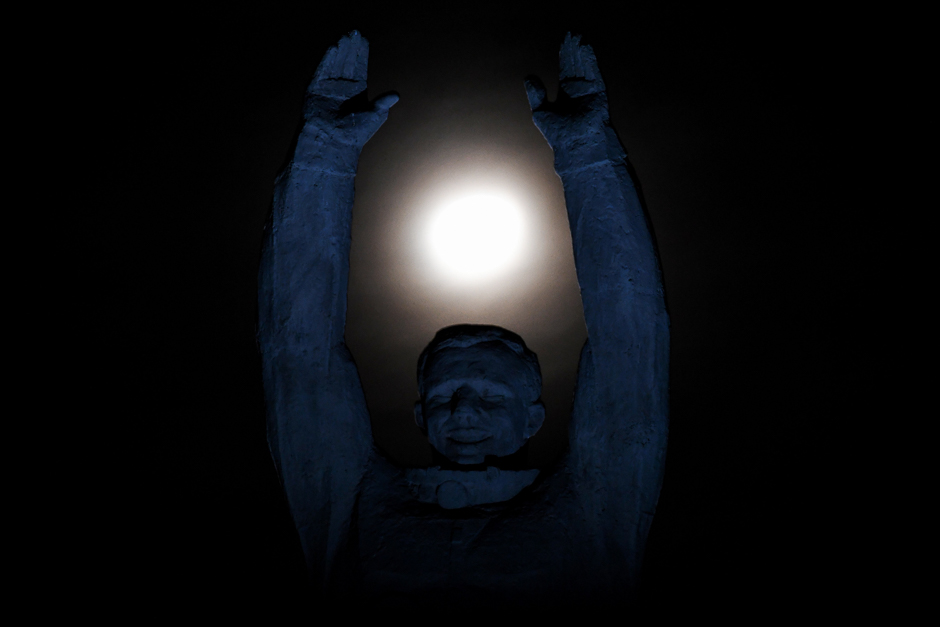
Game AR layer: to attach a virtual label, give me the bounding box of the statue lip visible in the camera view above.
[447,430,492,444]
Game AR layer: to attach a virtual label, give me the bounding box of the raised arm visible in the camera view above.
[526,34,669,594]
[257,31,397,588]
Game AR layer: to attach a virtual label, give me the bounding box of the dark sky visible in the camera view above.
[133,2,853,611]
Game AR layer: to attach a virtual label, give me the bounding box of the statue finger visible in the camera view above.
[559,35,606,98]
[558,32,584,82]
[336,30,369,83]
[312,43,339,88]
[579,44,606,93]
[310,32,368,99]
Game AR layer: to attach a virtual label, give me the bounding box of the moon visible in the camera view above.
[426,193,526,283]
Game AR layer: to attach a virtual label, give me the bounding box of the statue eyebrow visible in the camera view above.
[479,381,514,395]
[424,379,515,398]
[424,381,458,397]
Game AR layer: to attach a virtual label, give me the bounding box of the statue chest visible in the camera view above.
[354,463,576,605]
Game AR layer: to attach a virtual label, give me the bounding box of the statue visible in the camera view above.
[258,31,669,608]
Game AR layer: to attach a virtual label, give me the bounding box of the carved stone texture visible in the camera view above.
[406,466,541,509]
[258,31,669,608]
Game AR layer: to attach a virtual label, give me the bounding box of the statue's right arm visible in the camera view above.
[256,32,398,587]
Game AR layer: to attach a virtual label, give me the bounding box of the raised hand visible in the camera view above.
[524,33,610,154]
[303,31,399,150]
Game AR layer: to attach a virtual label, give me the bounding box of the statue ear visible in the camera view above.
[524,401,545,439]
[414,401,426,432]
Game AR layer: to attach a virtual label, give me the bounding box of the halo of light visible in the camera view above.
[426,193,525,282]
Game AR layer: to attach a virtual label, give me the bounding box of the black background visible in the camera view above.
[128,1,857,613]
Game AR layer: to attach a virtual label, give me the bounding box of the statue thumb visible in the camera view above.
[357,92,399,143]
[371,91,400,114]
[524,76,547,111]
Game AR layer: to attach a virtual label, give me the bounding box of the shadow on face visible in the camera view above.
[414,342,545,465]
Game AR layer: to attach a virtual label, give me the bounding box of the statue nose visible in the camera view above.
[450,389,482,417]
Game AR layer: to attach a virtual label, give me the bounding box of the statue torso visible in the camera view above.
[348,452,581,607]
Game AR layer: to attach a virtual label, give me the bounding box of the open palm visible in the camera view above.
[303,31,399,149]
[525,33,610,152]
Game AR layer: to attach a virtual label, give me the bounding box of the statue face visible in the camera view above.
[416,343,544,465]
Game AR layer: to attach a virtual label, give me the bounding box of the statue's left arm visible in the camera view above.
[526,34,669,593]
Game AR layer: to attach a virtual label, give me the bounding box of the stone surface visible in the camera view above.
[258,31,669,607]
[405,466,541,508]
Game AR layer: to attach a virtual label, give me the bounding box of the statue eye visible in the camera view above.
[483,394,507,402]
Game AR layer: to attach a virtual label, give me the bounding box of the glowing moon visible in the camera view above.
[427,193,525,282]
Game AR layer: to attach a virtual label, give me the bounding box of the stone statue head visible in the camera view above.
[414,325,545,465]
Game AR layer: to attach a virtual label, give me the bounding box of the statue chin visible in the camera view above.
[447,443,489,465]
[431,439,532,471]
[442,437,512,466]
